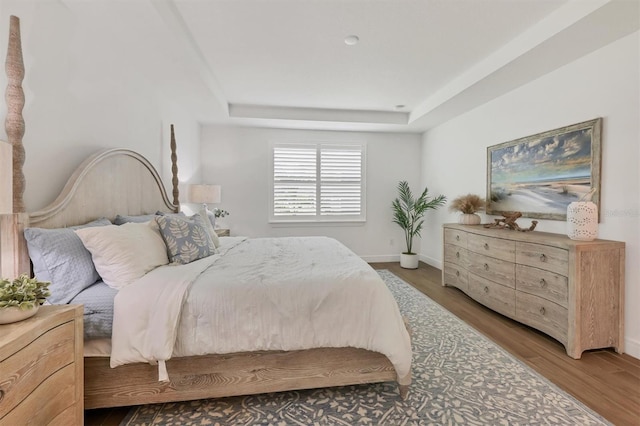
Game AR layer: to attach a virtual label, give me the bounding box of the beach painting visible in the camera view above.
[486,118,601,221]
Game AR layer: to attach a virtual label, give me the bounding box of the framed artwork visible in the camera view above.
[486,118,602,221]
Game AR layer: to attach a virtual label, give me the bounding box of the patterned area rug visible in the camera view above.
[121,270,609,425]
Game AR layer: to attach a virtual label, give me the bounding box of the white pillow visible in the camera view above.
[197,206,221,249]
[75,222,169,290]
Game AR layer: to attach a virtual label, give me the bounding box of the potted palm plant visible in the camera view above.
[0,274,50,324]
[392,181,446,269]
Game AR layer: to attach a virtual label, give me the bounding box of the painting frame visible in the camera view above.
[486,118,602,221]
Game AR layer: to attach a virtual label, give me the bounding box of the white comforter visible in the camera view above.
[111,237,412,385]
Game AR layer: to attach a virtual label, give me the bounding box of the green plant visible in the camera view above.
[213,208,230,218]
[0,274,50,310]
[449,193,485,214]
[392,181,446,255]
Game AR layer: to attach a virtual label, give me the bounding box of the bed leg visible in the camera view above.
[398,384,409,400]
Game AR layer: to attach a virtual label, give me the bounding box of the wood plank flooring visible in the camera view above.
[85,262,640,425]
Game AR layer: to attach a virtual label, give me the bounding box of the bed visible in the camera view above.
[2,17,411,410]
[17,148,412,409]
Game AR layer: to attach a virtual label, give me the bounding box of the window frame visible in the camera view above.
[269,141,367,224]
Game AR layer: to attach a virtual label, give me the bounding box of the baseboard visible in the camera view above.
[624,337,640,360]
[419,254,442,270]
[361,255,400,263]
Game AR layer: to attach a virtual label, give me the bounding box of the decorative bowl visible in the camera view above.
[0,305,39,324]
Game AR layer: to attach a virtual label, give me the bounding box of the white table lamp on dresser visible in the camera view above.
[189,184,221,228]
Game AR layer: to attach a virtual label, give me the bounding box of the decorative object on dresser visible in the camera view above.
[0,274,50,324]
[392,181,446,269]
[566,201,598,241]
[0,305,83,424]
[449,193,485,225]
[484,211,538,232]
[487,118,602,221]
[442,223,624,359]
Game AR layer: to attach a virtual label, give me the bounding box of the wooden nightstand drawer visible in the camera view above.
[0,305,83,425]
[0,322,75,416]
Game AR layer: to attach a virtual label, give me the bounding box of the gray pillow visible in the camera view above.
[155,214,216,264]
[24,218,112,304]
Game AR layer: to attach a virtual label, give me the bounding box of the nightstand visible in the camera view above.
[0,305,83,424]
[215,228,230,237]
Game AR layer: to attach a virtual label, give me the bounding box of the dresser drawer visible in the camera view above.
[443,261,468,292]
[444,244,468,267]
[444,228,467,248]
[468,252,515,288]
[468,234,515,262]
[516,264,568,308]
[516,292,568,345]
[0,322,75,416]
[468,274,515,317]
[516,242,569,276]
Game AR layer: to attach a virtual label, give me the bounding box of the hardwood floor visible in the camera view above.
[85,262,640,425]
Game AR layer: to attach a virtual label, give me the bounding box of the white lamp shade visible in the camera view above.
[189,184,221,204]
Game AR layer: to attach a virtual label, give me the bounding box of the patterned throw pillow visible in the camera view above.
[155,214,216,264]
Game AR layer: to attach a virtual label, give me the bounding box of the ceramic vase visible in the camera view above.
[459,213,481,225]
[0,305,39,324]
[566,201,598,241]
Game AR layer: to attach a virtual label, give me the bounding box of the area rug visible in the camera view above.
[121,270,609,426]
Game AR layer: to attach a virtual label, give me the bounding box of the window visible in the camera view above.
[270,143,366,222]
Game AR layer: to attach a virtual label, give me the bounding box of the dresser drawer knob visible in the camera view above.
[484,286,489,293]
[455,270,460,277]
[0,389,4,402]
[456,251,460,259]
[539,307,546,315]
[484,263,489,271]
[539,254,547,262]
[539,278,547,288]
[456,235,460,241]
[484,243,489,250]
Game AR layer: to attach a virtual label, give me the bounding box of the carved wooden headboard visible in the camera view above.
[0,16,180,278]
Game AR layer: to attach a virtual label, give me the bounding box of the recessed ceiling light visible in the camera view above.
[344,35,359,46]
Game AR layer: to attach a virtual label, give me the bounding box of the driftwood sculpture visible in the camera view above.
[484,211,538,232]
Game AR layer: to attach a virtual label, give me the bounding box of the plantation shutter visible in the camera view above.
[273,146,317,216]
[320,147,362,216]
[271,143,365,221]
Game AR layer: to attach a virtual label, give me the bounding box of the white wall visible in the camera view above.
[200,125,422,260]
[420,31,640,358]
[0,1,218,211]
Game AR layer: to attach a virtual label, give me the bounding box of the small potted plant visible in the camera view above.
[0,274,50,324]
[392,181,446,269]
[449,193,485,225]
[212,208,230,229]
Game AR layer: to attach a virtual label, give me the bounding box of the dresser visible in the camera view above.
[0,305,83,425]
[443,224,625,359]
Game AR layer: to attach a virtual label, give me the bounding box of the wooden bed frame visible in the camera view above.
[1,16,409,410]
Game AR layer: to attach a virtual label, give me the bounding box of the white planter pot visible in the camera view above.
[0,305,39,324]
[400,253,419,269]
[567,201,598,241]
[458,213,481,225]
